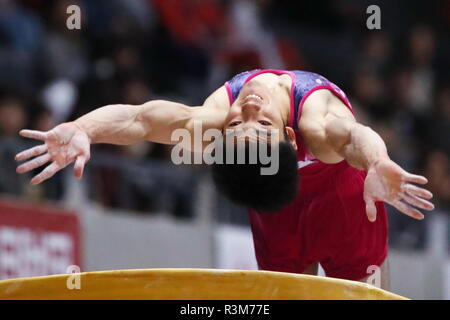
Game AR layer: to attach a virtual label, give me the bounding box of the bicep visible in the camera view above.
[299,89,356,163]
[139,100,197,144]
[184,86,230,151]
[139,86,229,146]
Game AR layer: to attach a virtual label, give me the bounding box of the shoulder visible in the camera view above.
[203,85,231,111]
[299,89,355,143]
[300,89,333,120]
[188,86,230,130]
[297,89,351,164]
[299,87,354,127]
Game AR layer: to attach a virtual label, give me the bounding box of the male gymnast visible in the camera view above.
[15,69,434,289]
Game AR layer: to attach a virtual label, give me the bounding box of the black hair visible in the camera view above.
[211,131,299,213]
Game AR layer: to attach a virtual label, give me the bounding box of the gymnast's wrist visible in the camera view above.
[72,120,93,144]
[367,154,391,171]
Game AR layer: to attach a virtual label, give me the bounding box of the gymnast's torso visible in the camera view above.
[225,69,354,174]
[225,69,388,280]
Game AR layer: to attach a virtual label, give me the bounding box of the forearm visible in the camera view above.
[74,104,145,145]
[335,120,389,171]
[74,100,193,145]
[301,90,390,170]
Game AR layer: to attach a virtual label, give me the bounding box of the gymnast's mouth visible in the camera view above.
[243,94,264,104]
[245,94,263,101]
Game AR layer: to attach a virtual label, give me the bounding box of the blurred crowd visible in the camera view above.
[0,0,449,248]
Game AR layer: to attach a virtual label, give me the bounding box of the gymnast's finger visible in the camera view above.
[403,183,433,200]
[403,172,428,185]
[15,144,48,161]
[30,162,62,185]
[74,155,86,179]
[401,193,434,211]
[391,199,424,220]
[16,153,51,174]
[364,196,378,222]
[19,129,48,141]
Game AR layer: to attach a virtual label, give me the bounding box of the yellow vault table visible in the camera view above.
[0,268,407,300]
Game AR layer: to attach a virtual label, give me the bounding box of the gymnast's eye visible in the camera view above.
[228,121,241,127]
[258,120,272,126]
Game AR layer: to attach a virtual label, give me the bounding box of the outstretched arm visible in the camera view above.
[15,86,229,184]
[75,86,228,145]
[299,89,434,221]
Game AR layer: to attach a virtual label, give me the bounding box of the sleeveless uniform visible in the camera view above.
[224,69,388,281]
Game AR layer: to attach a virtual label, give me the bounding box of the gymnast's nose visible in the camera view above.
[241,102,261,121]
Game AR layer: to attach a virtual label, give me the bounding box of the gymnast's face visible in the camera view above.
[223,79,287,144]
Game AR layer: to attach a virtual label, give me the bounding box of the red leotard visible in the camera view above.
[225,69,388,281]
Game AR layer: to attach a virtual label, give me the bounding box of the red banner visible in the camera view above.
[0,200,81,280]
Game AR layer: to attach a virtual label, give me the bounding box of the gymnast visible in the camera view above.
[15,69,434,289]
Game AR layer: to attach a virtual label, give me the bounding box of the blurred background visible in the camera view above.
[0,0,449,299]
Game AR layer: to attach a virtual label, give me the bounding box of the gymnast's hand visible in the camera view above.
[15,122,91,184]
[363,158,434,222]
